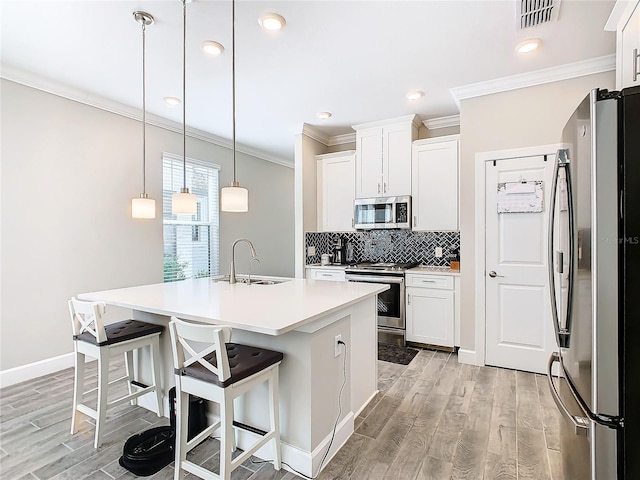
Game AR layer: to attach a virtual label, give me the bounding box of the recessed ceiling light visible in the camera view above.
[316,111,332,119]
[259,13,286,31]
[515,38,542,54]
[164,96,181,106]
[406,91,424,101]
[201,40,224,56]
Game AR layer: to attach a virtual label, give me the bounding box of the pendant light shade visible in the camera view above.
[172,0,198,215]
[131,11,156,219]
[172,188,198,214]
[221,183,248,212]
[221,0,249,213]
[132,194,156,219]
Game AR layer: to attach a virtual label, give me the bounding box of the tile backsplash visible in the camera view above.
[305,230,460,267]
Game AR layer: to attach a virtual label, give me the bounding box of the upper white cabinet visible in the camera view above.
[353,115,419,198]
[621,2,640,88]
[316,151,356,232]
[411,135,459,231]
[608,0,640,89]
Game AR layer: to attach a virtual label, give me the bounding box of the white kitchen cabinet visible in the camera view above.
[608,0,640,89]
[621,2,640,88]
[316,151,356,232]
[305,266,346,282]
[353,115,419,198]
[405,272,458,348]
[411,136,459,231]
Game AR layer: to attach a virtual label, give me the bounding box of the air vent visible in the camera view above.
[518,0,561,29]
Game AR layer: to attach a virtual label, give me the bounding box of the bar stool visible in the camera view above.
[169,316,283,480]
[69,297,164,448]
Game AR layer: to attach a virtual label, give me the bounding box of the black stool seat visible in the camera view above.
[178,343,284,388]
[74,319,163,346]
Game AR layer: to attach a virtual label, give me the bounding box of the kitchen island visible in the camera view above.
[79,277,388,477]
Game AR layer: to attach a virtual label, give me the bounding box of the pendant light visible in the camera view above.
[220,0,249,212]
[131,11,156,219]
[172,0,197,215]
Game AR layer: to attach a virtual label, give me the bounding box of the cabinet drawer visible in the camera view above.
[405,273,453,290]
[307,269,346,282]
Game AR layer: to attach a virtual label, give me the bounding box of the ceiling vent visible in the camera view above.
[518,0,561,29]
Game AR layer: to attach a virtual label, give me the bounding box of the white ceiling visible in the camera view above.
[1,0,616,164]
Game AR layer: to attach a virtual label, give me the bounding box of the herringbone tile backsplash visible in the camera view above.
[305,230,460,267]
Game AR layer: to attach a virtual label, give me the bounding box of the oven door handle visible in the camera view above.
[345,275,404,284]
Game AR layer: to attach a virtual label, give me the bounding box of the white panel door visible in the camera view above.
[355,127,382,198]
[485,154,556,374]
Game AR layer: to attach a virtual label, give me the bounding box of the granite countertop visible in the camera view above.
[305,264,349,269]
[406,265,461,276]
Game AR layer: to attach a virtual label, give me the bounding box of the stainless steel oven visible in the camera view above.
[345,262,415,346]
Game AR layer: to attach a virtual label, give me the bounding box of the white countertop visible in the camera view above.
[406,266,461,276]
[79,277,388,336]
[305,264,348,270]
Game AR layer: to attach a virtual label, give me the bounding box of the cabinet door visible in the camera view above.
[621,2,640,88]
[355,128,383,198]
[406,287,454,347]
[383,124,413,197]
[318,153,355,232]
[412,140,459,231]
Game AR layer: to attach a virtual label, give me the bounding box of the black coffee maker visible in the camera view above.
[332,237,346,265]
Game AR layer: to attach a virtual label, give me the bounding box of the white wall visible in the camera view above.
[0,79,294,371]
[294,130,327,278]
[458,71,614,356]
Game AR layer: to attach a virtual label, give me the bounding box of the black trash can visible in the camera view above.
[169,386,208,441]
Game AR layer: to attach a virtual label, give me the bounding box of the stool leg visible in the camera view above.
[124,350,136,407]
[174,380,188,480]
[220,390,234,480]
[150,335,163,417]
[269,367,282,471]
[94,348,110,449]
[70,347,84,435]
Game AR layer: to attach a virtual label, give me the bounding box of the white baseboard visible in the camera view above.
[0,352,80,389]
[457,349,482,366]
[234,411,355,478]
[354,390,379,418]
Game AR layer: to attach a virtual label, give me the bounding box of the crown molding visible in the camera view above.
[423,115,460,130]
[352,114,420,131]
[298,124,330,146]
[1,64,293,168]
[450,54,616,106]
[604,0,637,31]
[328,133,356,146]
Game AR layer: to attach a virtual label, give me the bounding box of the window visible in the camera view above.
[162,153,220,282]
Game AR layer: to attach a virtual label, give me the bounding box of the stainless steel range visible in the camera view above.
[345,262,418,346]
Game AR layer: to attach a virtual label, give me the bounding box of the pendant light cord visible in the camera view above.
[232,0,237,183]
[141,20,147,196]
[182,0,187,190]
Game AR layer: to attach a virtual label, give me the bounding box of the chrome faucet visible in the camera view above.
[229,238,258,284]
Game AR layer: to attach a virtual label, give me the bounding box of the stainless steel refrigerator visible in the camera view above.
[547,85,640,479]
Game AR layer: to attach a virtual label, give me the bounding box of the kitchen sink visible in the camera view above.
[211,275,286,285]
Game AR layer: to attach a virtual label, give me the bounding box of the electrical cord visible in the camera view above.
[250,340,348,480]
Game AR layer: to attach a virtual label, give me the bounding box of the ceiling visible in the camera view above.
[1,0,616,164]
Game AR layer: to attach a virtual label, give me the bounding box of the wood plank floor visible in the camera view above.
[0,350,563,479]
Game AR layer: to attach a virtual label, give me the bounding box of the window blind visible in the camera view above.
[162,153,220,282]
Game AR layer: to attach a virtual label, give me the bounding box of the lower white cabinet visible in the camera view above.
[305,266,346,282]
[405,273,458,348]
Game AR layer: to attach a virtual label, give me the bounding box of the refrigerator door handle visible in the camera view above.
[546,352,590,436]
[548,157,563,348]
[562,160,576,348]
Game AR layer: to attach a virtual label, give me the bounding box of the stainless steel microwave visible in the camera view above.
[353,196,411,229]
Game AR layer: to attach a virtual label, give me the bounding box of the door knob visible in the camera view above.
[488,271,504,278]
